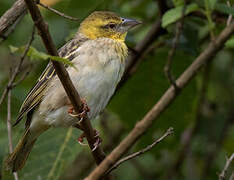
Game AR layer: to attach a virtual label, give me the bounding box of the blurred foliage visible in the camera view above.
[0,0,234,180]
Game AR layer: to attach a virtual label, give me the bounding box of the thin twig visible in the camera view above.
[105,127,174,175]
[0,26,35,112]
[7,88,19,180]
[164,2,187,91]
[85,19,234,180]
[219,153,234,180]
[23,1,109,178]
[12,66,32,88]
[227,1,233,26]
[37,1,79,21]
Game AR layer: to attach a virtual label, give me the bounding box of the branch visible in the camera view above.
[226,1,232,26]
[0,0,27,39]
[37,1,79,21]
[85,21,234,180]
[105,127,174,175]
[164,2,187,90]
[0,13,25,45]
[23,0,108,173]
[7,90,19,180]
[219,153,234,180]
[0,0,79,43]
[157,0,168,17]
[0,26,35,112]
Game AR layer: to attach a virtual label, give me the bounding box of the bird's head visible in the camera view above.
[78,11,141,41]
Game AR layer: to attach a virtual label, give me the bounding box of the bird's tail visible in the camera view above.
[5,128,37,172]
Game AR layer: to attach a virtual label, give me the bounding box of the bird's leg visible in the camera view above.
[68,99,101,150]
[77,129,102,151]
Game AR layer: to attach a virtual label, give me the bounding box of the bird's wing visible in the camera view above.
[14,35,89,126]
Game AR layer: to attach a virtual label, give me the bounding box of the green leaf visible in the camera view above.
[9,45,19,53]
[162,3,200,28]
[9,45,77,70]
[172,0,185,7]
[207,0,217,10]
[225,37,234,48]
[215,3,234,16]
[49,56,77,70]
[27,46,49,60]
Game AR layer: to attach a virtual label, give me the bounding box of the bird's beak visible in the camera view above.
[121,18,142,31]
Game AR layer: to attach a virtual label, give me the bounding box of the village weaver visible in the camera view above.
[5,11,141,172]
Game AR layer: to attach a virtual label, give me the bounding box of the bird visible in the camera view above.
[5,11,141,172]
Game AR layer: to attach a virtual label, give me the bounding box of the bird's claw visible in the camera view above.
[92,130,102,151]
[67,98,90,122]
[92,136,102,151]
[77,132,88,146]
[77,129,102,151]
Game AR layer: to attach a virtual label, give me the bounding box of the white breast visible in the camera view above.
[30,38,126,129]
[69,38,126,119]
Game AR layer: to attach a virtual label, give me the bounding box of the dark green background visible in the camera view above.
[0,0,234,179]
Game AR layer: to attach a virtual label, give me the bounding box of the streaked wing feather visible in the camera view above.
[14,35,89,126]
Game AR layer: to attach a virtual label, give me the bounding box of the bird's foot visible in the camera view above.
[67,98,90,122]
[77,129,102,151]
[77,132,88,146]
[78,98,90,121]
[92,129,102,151]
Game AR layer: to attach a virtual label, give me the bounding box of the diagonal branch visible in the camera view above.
[105,127,174,175]
[37,1,79,21]
[219,153,234,180]
[0,0,27,39]
[85,21,234,180]
[23,0,108,172]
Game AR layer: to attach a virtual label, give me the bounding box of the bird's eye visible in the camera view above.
[108,23,116,29]
[102,23,116,29]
